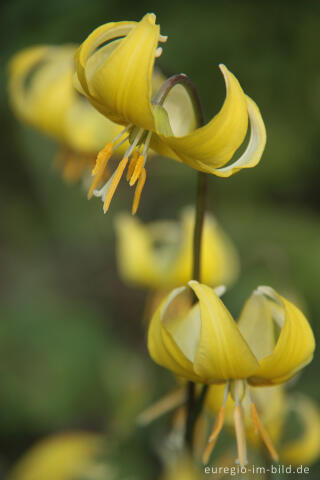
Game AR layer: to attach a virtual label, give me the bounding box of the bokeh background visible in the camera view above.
[1,0,319,478]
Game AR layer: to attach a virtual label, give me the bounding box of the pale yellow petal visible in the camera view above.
[249,287,315,386]
[147,287,201,381]
[76,14,159,129]
[207,95,266,177]
[157,65,249,172]
[189,281,259,383]
[238,291,276,360]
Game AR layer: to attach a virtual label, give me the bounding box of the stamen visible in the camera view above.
[129,155,144,186]
[136,389,185,426]
[132,167,146,215]
[202,382,229,464]
[126,151,140,181]
[155,47,163,58]
[234,404,248,467]
[103,157,128,213]
[92,142,113,176]
[159,34,168,42]
[111,124,132,144]
[202,407,225,464]
[250,403,279,462]
[88,144,113,199]
[113,134,130,151]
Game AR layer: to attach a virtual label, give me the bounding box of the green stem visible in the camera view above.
[154,73,208,453]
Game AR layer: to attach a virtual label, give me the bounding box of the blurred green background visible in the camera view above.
[1,0,319,478]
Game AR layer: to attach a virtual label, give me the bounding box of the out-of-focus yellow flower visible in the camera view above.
[280,394,320,465]
[148,283,315,466]
[160,457,201,480]
[8,44,127,183]
[74,13,266,213]
[6,432,103,480]
[115,208,239,290]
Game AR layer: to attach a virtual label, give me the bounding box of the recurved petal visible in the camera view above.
[77,14,159,130]
[189,281,259,383]
[207,96,266,177]
[147,287,202,381]
[248,287,315,386]
[158,65,249,172]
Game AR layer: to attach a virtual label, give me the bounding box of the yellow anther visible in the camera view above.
[132,167,146,215]
[234,404,247,467]
[88,144,113,199]
[92,142,113,176]
[103,157,128,213]
[126,151,140,181]
[250,403,279,462]
[202,406,225,464]
[129,155,144,186]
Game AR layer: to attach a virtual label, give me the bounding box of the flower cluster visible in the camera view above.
[7,10,317,474]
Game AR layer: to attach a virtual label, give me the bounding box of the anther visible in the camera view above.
[132,167,146,215]
[250,403,279,462]
[129,155,144,186]
[126,151,140,181]
[103,157,128,213]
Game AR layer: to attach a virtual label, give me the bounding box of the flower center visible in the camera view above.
[88,124,153,214]
[203,380,279,467]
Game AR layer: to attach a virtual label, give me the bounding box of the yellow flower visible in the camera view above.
[160,457,201,480]
[8,44,127,183]
[115,208,239,289]
[147,282,315,465]
[280,394,320,466]
[6,432,103,480]
[74,13,266,213]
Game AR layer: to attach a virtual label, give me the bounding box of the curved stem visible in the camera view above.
[152,73,205,126]
[154,74,209,453]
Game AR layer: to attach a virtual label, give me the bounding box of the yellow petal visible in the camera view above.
[158,65,249,172]
[8,45,76,141]
[147,287,202,381]
[208,95,266,177]
[114,209,239,290]
[7,432,102,480]
[189,281,259,382]
[75,14,159,130]
[280,394,320,466]
[248,287,315,386]
[238,291,276,360]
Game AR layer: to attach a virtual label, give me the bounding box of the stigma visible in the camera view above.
[88,125,153,214]
[203,380,279,467]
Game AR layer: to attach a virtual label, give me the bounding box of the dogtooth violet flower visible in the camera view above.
[6,432,103,480]
[115,208,239,289]
[8,44,128,183]
[147,282,315,466]
[74,13,266,213]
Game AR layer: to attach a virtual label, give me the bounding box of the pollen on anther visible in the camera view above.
[129,155,144,186]
[132,167,146,215]
[103,157,128,213]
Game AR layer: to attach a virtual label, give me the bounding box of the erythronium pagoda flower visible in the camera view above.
[115,208,239,289]
[6,432,103,480]
[147,282,315,466]
[8,44,128,184]
[74,13,266,214]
